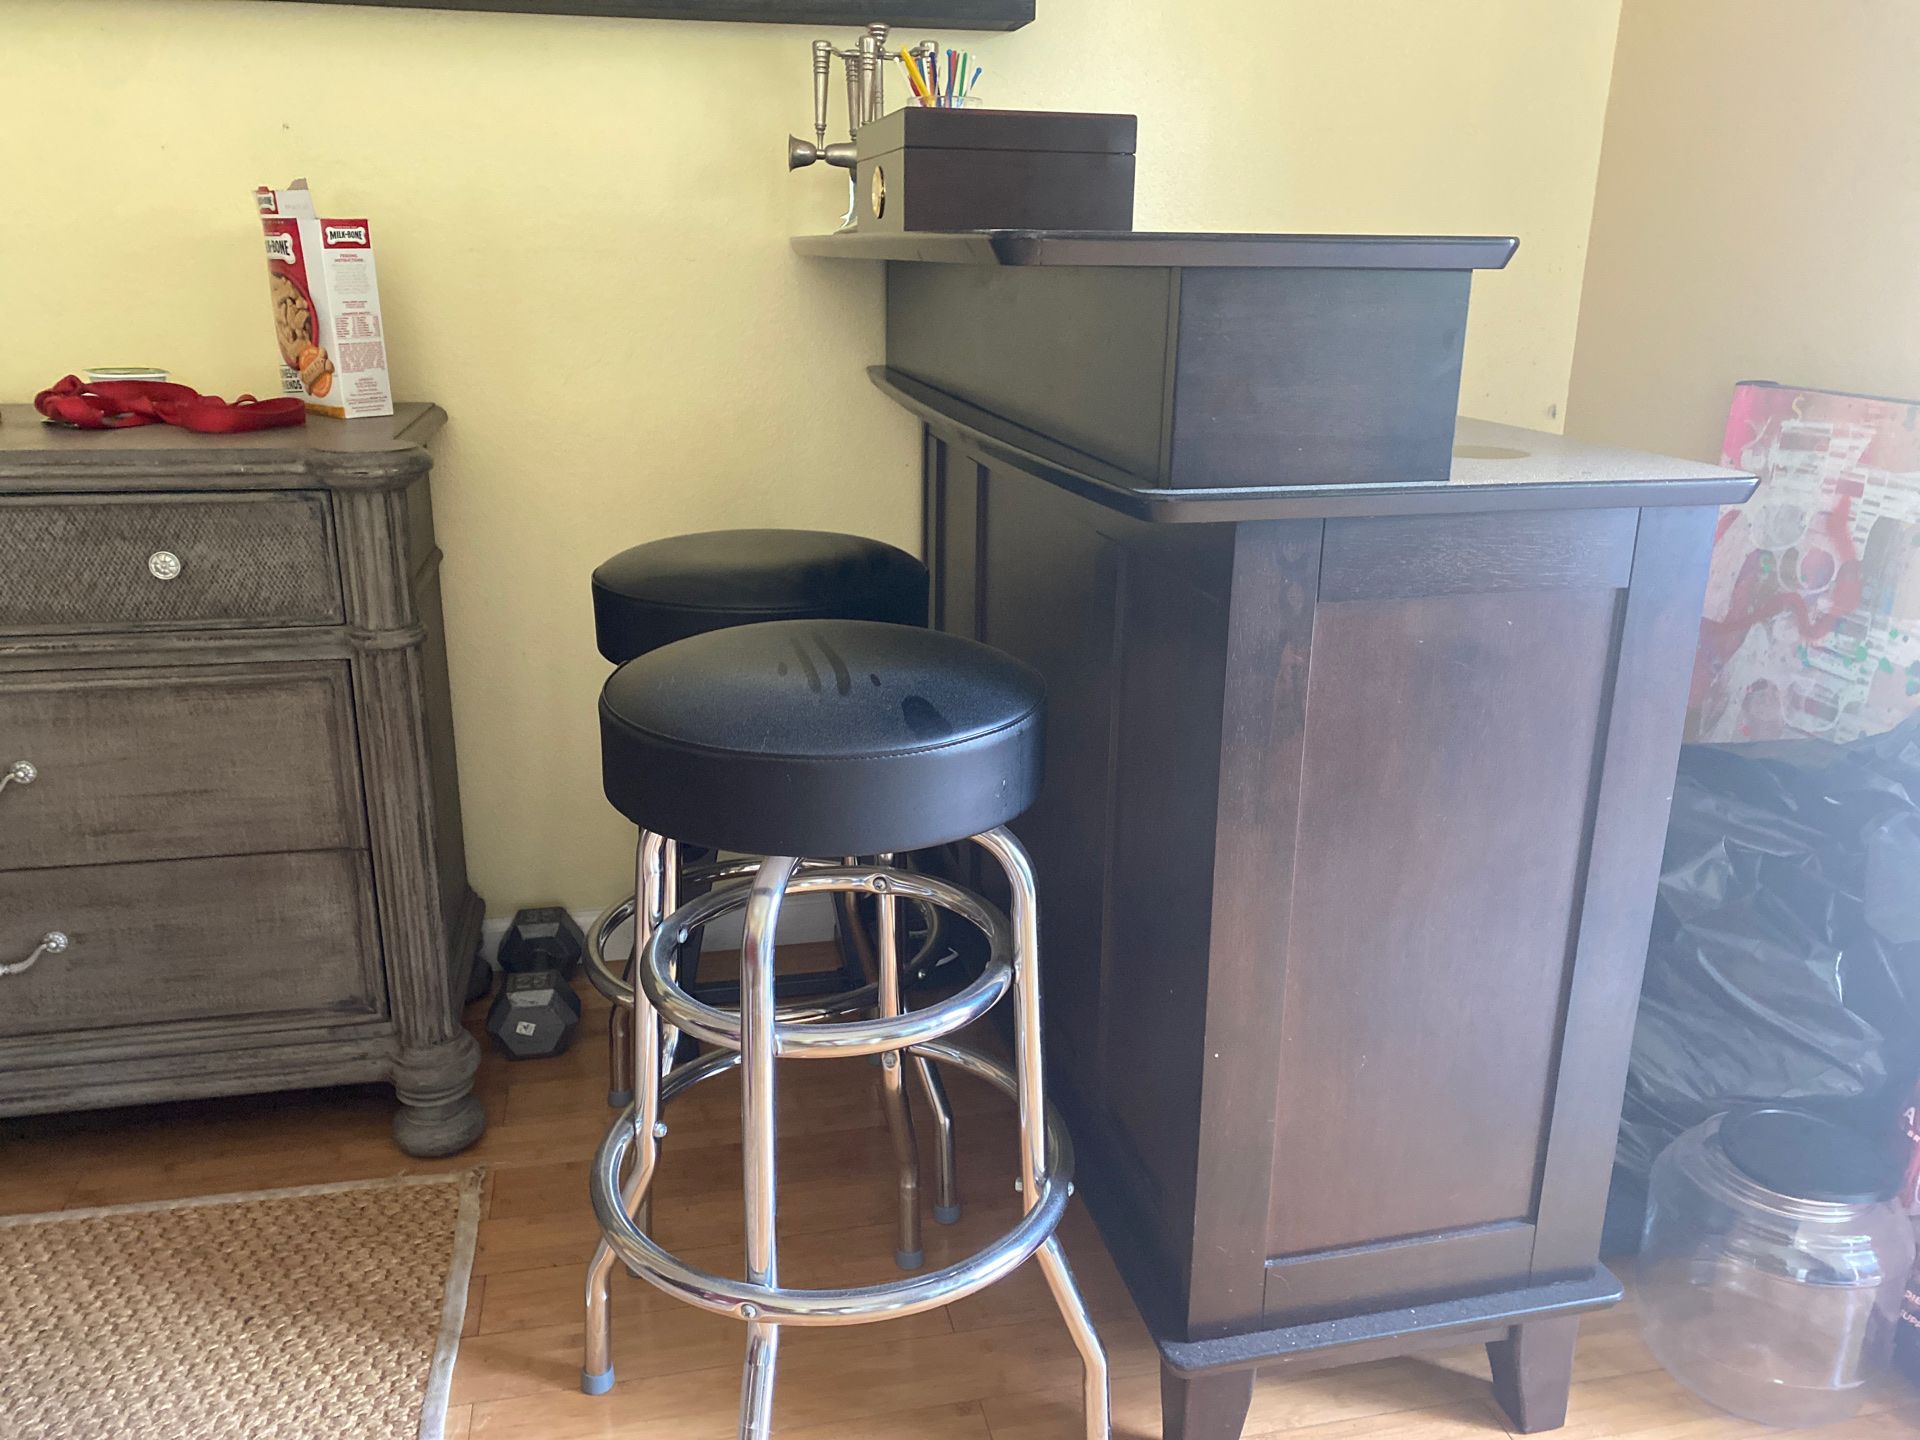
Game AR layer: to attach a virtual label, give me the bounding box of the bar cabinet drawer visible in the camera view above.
[0,851,382,1039]
[0,491,342,633]
[0,662,365,872]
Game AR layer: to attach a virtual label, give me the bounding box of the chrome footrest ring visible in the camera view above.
[589,886,879,1022]
[591,1040,1073,1326]
[585,859,951,1010]
[639,866,1015,1060]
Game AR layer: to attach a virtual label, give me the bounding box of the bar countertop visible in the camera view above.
[874,368,1758,522]
[794,230,1521,270]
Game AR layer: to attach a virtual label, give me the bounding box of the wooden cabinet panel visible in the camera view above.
[968,453,1128,1078]
[0,851,381,1038]
[932,441,1234,1291]
[1100,548,1231,1268]
[1319,508,1637,602]
[889,264,1176,481]
[0,491,341,633]
[1529,506,1722,1273]
[0,662,365,870]
[1264,1219,1536,1322]
[1168,268,1470,488]
[1266,586,1619,1257]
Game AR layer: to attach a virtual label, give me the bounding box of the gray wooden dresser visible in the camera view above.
[0,403,485,1156]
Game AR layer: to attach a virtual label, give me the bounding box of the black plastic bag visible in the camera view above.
[1616,713,1920,1183]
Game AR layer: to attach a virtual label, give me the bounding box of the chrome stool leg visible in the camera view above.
[852,858,960,1234]
[738,855,795,1440]
[873,854,924,1269]
[608,1005,634,1109]
[902,866,961,1225]
[639,842,681,1242]
[582,831,672,1395]
[1039,1237,1109,1435]
[913,1054,961,1224]
[980,827,1111,1439]
[606,840,681,1109]
[605,926,634,1110]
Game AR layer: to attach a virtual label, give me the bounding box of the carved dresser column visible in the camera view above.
[321,433,485,1157]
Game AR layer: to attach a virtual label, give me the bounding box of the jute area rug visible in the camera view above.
[0,1171,482,1440]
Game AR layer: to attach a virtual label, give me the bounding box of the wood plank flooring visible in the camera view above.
[4,945,1917,1440]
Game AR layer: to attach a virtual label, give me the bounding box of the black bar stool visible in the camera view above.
[591,528,928,662]
[580,531,963,1307]
[580,619,1109,1440]
[587,528,932,1104]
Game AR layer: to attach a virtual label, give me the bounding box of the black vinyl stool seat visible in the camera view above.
[592,529,928,665]
[599,618,1044,857]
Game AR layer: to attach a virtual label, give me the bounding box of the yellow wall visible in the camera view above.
[1,0,1621,912]
[1568,0,1920,461]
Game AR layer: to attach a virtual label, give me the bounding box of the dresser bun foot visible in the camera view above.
[392,1033,487,1156]
[393,1091,486,1157]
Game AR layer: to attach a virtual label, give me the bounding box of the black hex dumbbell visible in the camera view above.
[463,952,496,1007]
[498,905,586,978]
[486,968,582,1060]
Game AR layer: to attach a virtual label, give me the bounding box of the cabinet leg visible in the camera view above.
[1487,1316,1580,1433]
[392,1031,487,1157]
[1160,1363,1253,1440]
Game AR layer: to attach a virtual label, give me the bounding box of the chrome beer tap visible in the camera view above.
[842,44,865,138]
[866,22,890,123]
[809,38,833,152]
[787,23,895,172]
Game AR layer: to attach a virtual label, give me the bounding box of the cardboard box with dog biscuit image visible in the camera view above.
[256,179,393,419]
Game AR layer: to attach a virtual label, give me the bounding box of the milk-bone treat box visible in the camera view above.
[255,179,393,418]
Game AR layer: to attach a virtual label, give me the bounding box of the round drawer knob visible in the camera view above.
[148,550,184,582]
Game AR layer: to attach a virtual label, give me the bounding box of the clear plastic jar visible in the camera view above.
[1641,1108,1912,1426]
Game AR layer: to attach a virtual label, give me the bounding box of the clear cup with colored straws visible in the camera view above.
[897,47,983,109]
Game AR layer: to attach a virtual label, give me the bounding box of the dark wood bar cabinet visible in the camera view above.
[797,230,1756,1439]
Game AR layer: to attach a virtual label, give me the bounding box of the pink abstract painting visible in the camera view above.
[1687,381,1920,743]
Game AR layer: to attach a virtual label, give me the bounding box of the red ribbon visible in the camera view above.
[34,375,307,434]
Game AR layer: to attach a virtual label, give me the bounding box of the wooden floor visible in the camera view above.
[5,948,1918,1440]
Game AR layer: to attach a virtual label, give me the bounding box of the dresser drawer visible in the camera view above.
[0,663,365,871]
[0,491,342,633]
[0,852,381,1039]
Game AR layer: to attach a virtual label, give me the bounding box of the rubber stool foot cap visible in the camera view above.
[896,1248,924,1270]
[581,1368,615,1396]
[934,1203,962,1225]
[608,1089,633,1109]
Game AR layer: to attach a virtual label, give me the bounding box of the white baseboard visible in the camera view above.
[478,893,838,969]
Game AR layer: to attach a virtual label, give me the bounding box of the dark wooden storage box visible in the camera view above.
[853,107,1136,233]
[827,230,1517,486]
